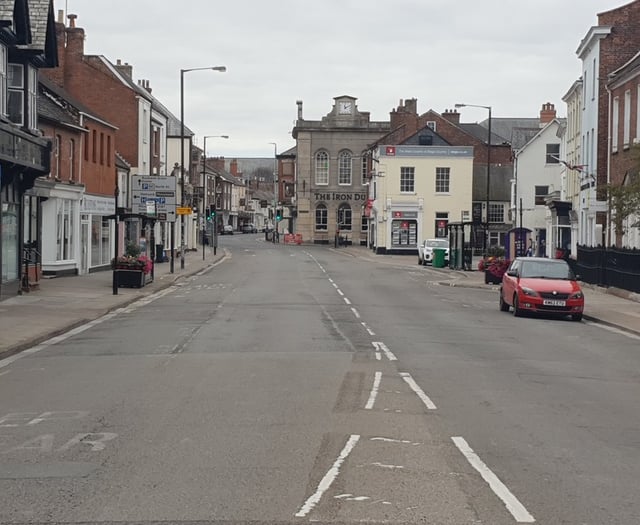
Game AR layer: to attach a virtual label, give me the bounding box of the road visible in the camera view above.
[1,234,639,524]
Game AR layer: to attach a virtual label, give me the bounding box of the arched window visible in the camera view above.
[315,203,328,230]
[315,151,329,185]
[337,203,352,231]
[338,151,352,185]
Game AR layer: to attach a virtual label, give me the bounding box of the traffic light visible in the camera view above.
[207,205,216,221]
[276,209,282,221]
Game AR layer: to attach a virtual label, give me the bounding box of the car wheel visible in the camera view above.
[512,294,523,317]
[499,290,510,312]
[571,313,583,322]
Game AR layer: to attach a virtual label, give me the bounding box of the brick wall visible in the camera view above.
[597,1,640,188]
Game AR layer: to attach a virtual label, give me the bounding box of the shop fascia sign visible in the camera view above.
[381,145,473,157]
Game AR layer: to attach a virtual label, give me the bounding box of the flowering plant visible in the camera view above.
[478,256,510,282]
[111,254,153,274]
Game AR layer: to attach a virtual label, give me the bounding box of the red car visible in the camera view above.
[499,257,584,321]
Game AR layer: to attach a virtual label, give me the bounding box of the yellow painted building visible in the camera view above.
[368,145,474,254]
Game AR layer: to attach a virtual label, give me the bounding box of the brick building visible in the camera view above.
[606,50,640,248]
[576,0,640,247]
[34,76,117,276]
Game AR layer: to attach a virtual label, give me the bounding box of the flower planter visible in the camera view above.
[115,269,146,288]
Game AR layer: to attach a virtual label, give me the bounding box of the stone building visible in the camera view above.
[292,96,389,245]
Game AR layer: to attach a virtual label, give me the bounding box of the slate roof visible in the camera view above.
[459,123,510,146]
[24,0,49,50]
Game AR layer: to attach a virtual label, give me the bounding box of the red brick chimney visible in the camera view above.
[441,109,460,125]
[390,98,419,133]
[540,102,556,126]
[65,14,84,60]
[230,159,239,177]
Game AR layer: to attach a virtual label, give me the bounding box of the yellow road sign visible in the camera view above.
[176,207,192,215]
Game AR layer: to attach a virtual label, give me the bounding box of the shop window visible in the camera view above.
[391,219,417,247]
[337,203,352,231]
[435,212,448,238]
[315,203,328,230]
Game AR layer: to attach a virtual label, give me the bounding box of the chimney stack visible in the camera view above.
[539,102,556,126]
[390,98,419,133]
[115,59,133,79]
[65,14,85,65]
[442,109,460,125]
[296,100,303,120]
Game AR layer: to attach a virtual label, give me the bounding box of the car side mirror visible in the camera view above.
[506,269,518,277]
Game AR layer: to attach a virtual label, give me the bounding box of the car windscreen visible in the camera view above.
[426,240,448,248]
[520,261,574,279]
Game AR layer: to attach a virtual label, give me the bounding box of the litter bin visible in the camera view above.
[432,248,446,268]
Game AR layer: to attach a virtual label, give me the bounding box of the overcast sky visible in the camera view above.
[56,0,624,159]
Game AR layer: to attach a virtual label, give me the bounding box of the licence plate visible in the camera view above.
[543,299,566,307]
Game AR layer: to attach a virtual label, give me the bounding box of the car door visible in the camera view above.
[501,259,519,303]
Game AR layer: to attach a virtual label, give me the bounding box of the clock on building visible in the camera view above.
[338,101,353,114]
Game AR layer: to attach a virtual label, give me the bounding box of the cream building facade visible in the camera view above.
[369,145,474,254]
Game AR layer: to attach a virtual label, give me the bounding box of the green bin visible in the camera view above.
[432,248,446,268]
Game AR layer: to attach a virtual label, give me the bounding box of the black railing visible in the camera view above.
[576,245,640,293]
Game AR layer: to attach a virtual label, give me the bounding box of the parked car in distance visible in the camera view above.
[499,257,584,321]
[221,224,234,235]
[242,223,257,234]
[418,238,449,265]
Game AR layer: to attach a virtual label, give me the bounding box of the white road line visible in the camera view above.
[344,297,351,305]
[332,282,338,288]
[375,352,381,360]
[328,278,334,283]
[351,307,361,318]
[362,322,376,336]
[372,341,397,361]
[337,289,344,296]
[365,372,382,410]
[452,437,535,523]
[295,434,360,518]
[399,372,437,410]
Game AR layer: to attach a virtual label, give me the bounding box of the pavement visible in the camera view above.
[1,243,639,361]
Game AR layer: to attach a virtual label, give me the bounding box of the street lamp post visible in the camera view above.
[201,135,229,260]
[455,103,492,255]
[180,65,226,270]
[268,142,278,243]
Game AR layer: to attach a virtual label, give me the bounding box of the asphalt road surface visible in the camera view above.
[1,234,640,524]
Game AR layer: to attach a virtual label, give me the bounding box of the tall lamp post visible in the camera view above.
[455,103,492,255]
[268,142,278,243]
[180,65,226,270]
[201,134,229,260]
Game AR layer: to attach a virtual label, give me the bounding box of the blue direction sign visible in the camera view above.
[131,176,177,222]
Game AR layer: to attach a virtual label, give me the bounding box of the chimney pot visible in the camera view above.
[67,13,77,28]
